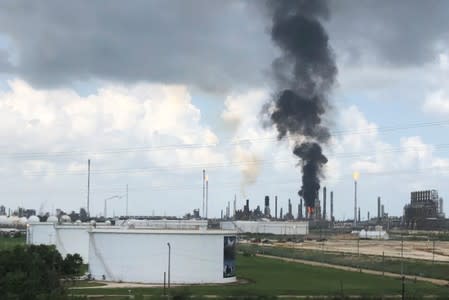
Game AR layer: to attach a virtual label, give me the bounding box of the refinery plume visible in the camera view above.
[263,0,337,211]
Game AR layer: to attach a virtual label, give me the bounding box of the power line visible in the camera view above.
[2,119,449,160]
[19,142,449,177]
[7,165,449,194]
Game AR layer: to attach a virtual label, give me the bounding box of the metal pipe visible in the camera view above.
[87,159,91,217]
[202,170,205,218]
[354,180,357,226]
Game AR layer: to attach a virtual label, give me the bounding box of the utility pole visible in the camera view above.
[401,234,404,276]
[432,239,436,264]
[167,242,171,295]
[401,276,405,300]
[357,237,360,256]
[126,184,129,217]
[353,172,359,227]
[202,170,205,218]
[206,176,209,219]
[163,272,166,296]
[87,159,91,217]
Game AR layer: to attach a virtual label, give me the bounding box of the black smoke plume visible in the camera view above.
[264,0,337,211]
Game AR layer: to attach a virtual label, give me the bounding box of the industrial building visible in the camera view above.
[27,218,236,284]
[403,190,445,230]
[220,220,308,235]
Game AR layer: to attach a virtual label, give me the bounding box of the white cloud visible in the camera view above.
[327,106,449,185]
[423,90,449,115]
[0,79,224,176]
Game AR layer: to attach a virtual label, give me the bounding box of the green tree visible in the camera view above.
[0,244,82,300]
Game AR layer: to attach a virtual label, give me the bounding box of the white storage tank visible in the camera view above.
[220,220,308,235]
[27,216,40,223]
[0,215,9,225]
[27,223,91,262]
[27,223,56,245]
[88,229,237,284]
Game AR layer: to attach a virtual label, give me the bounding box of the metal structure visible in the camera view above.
[353,172,359,226]
[87,159,91,217]
[403,190,445,229]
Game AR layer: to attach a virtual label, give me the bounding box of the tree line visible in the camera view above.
[0,244,83,300]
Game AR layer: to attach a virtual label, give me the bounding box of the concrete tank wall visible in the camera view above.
[88,229,236,284]
[54,226,90,262]
[27,223,90,262]
[27,223,56,245]
[220,221,308,235]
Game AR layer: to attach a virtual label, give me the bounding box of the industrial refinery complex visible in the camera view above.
[1,184,448,287]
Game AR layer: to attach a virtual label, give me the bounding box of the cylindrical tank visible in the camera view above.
[27,216,40,223]
[47,216,58,223]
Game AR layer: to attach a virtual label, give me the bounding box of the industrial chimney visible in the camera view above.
[264,196,271,217]
[377,196,381,221]
[330,191,334,222]
[323,186,327,221]
[275,196,278,220]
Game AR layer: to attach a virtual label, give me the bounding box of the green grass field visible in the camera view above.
[70,255,449,299]
[240,243,449,281]
[0,235,26,250]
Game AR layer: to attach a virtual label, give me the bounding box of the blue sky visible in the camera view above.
[1,0,449,221]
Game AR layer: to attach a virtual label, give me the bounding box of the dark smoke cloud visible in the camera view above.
[294,143,328,207]
[264,0,336,210]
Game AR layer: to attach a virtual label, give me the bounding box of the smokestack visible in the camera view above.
[280,207,283,220]
[330,191,334,222]
[299,198,303,219]
[367,211,370,221]
[323,186,327,221]
[358,207,360,223]
[206,176,209,219]
[297,204,300,220]
[202,170,205,218]
[264,196,270,217]
[221,209,223,220]
[354,179,357,226]
[377,196,381,220]
[233,194,236,218]
[288,199,292,217]
[275,196,278,219]
[263,1,337,216]
[381,204,384,218]
[245,199,250,214]
[227,201,230,218]
[87,159,91,217]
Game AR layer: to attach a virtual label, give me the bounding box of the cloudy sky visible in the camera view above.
[1,0,449,220]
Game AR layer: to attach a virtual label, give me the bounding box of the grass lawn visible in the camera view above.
[70,255,449,298]
[0,235,26,250]
[240,243,449,281]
